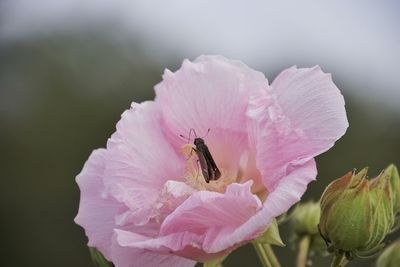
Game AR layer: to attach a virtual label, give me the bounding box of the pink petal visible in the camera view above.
[111,235,196,267]
[247,66,348,190]
[155,55,267,138]
[74,149,123,259]
[115,229,227,262]
[211,160,316,255]
[114,181,194,228]
[199,128,248,174]
[114,182,263,260]
[104,101,186,225]
[212,159,317,247]
[152,180,196,223]
[263,159,317,216]
[155,55,268,168]
[161,181,262,252]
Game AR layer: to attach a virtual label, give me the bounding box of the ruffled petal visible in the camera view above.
[111,235,196,267]
[152,180,196,223]
[155,55,268,171]
[161,181,262,253]
[247,66,348,190]
[104,101,186,225]
[114,182,263,260]
[262,159,317,217]
[181,159,317,255]
[74,149,123,259]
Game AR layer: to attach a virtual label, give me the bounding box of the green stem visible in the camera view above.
[253,242,273,267]
[330,253,348,267]
[263,244,281,267]
[296,235,311,267]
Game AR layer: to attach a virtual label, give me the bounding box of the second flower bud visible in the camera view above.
[319,167,396,259]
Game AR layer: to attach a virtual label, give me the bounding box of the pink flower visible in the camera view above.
[75,55,348,267]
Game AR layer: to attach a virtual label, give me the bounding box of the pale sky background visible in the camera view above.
[1,0,399,112]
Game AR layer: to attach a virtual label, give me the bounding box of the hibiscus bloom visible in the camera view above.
[75,55,348,267]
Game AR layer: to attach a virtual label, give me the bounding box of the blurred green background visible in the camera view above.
[1,1,399,267]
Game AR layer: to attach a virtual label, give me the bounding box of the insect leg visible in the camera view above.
[195,159,201,179]
[185,147,197,160]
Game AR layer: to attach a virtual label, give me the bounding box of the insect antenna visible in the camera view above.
[179,128,199,143]
[201,128,211,139]
[179,134,190,144]
[179,128,211,143]
[189,128,197,141]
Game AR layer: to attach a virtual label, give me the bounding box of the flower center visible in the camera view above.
[180,144,239,193]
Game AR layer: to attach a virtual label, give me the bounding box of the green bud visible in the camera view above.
[319,168,395,259]
[290,202,326,256]
[291,202,321,236]
[320,169,371,253]
[376,241,400,267]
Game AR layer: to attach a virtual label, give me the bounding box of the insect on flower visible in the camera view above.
[180,129,221,183]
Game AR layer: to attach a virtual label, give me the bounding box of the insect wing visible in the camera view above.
[196,148,211,182]
[201,144,221,181]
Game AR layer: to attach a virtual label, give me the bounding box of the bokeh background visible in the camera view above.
[1,1,399,266]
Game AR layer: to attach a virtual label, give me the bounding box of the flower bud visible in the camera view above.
[291,202,321,236]
[319,168,395,259]
[290,202,326,255]
[376,241,400,267]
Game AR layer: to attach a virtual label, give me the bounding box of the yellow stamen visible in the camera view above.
[180,144,236,193]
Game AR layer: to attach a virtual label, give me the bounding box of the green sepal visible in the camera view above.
[389,215,400,234]
[353,243,385,259]
[203,254,228,267]
[89,247,113,267]
[255,219,285,247]
[363,173,394,253]
[385,164,400,215]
